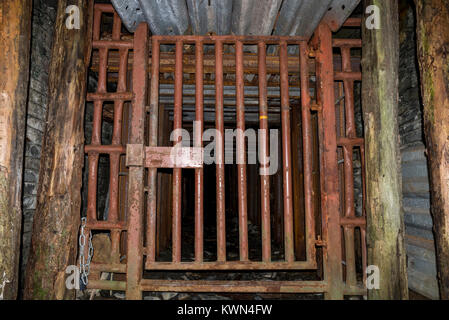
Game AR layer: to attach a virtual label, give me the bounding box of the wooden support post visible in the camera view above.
[415,0,449,300]
[24,0,92,299]
[361,0,408,299]
[0,0,32,300]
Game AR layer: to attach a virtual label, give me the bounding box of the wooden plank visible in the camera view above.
[0,0,32,300]
[23,0,92,300]
[415,0,449,300]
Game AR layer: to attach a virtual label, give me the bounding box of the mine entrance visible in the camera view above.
[82,3,366,300]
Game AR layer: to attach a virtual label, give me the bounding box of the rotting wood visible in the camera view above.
[0,0,32,300]
[24,0,92,300]
[415,0,449,300]
[361,0,408,299]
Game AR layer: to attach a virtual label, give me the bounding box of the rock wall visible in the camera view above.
[399,5,438,299]
[21,0,58,283]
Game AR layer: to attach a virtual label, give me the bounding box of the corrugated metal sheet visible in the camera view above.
[273,0,332,39]
[322,0,361,31]
[231,0,282,35]
[112,0,360,38]
[186,0,232,35]
[402,144,439,299]
[140,0,190,35]
[111,0,145,31]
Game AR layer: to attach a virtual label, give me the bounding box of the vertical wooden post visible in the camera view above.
[23,0,92,300]
[361,0,408,299]
[0,0,32,300]
[415,0,449,300]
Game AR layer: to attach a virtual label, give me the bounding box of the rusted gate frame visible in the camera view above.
[131,34,318,272]
[84,4,130,279]
[333,37,367,295]
[84,3,366,299]
[312,23,366,298]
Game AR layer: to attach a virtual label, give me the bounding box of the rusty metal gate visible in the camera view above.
[83,3,366,299]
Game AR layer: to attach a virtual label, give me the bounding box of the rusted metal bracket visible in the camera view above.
[315,235,327,248]
[310,103,322,112]
[146,146,203,168]
[126,144,203,169]
[126,144,145,167]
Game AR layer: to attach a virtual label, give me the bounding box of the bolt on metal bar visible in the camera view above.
[279,41,295,263]
[235,40,249,261]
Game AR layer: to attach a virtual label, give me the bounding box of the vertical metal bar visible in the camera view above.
[126,22,148,300]
[341,46,357,288]
[87,45,107,223]
[299,42,316,264]
[110,49,128,262]
[361,227,367,286]
[92,47,107,146]
[258,41,271,262]
[215,40,226,262]
[112,13,121,40]
[235,40,249,261]
[172,40,183,263]
[279,41,295,262]
[93,6,102,41]
[342,47,356,219]
[147,38,160,262]
[109,51,128,223]
[343,146,355,217]
[361,145,367,217]
[87,154,99,221]
[194,40,204,262]
[344,226,357,286]
[314,23,343,299]
[341,47,355,137]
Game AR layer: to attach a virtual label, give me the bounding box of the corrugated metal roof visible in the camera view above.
[187,0,233,35]
[111,0,360,39]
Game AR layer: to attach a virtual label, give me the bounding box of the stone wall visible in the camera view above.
[21,0,58,282]
[399,4,438,299]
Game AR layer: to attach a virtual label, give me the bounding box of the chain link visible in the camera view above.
[79,217,93,286]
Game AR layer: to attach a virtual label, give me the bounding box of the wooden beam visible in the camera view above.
[24,0,92,300]
[361,0,408,299]
[415,0,449,300]
[0,0,32,300]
